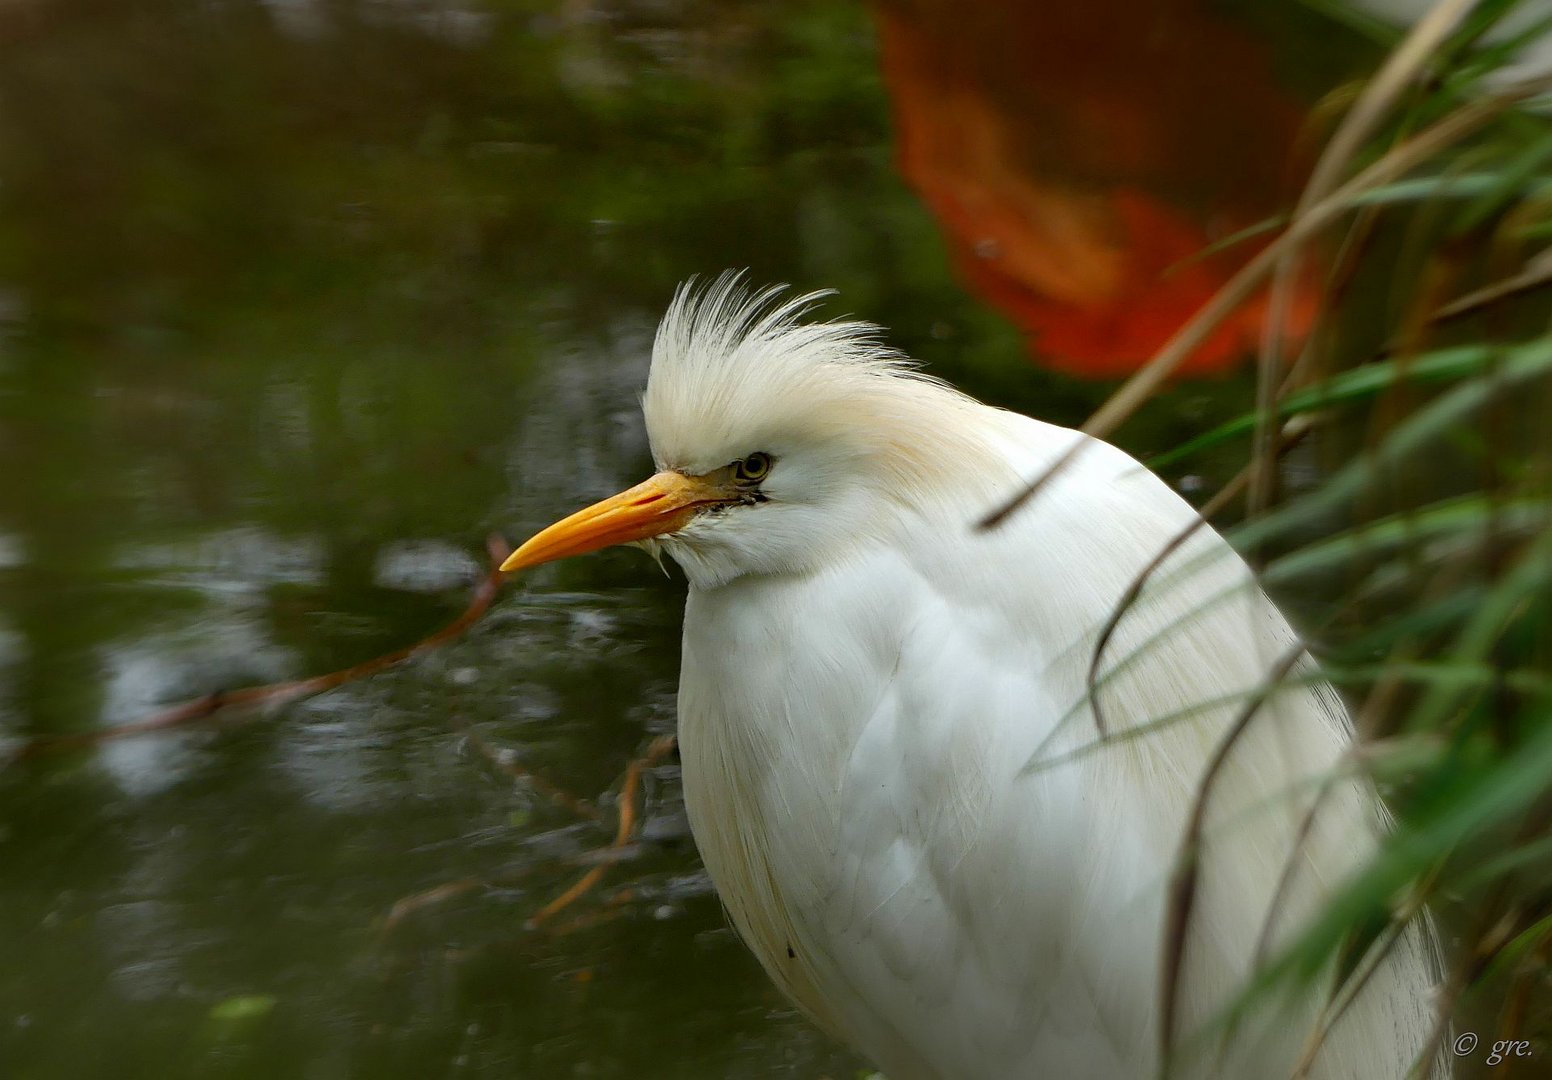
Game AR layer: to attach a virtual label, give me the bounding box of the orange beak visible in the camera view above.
[500,471,732,574]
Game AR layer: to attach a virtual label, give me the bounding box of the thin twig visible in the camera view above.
[1429,245,1552,323]
[454,717,600,822]
[1084,416,1314,740]
[1159,643,1310,1078]
[383,878,488,934]
[1289,887,1438,1080]
[1087,472,1250,742]
[1256,0,1480,516]
[1308,0,1481,215]
[6,535,514,764]
[544,888,639,937]
[527,735,677,929]
[1203,756,1347,1079]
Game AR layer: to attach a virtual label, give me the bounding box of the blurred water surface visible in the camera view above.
[0,1,1355,1076]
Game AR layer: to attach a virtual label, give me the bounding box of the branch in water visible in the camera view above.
[6,534,514,765]
[527,735,678,929]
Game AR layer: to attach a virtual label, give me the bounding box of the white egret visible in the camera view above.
[502,277,1443,1079]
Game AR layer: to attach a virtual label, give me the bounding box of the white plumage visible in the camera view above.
[504,276,1444,1079]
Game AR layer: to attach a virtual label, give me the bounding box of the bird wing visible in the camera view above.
[677,411,1438,1079]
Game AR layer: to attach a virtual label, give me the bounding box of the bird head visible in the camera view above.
[501,275,1005,588]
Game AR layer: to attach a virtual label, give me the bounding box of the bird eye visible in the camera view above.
[732,452,773,483]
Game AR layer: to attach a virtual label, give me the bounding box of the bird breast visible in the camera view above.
[672,419,1438,1079]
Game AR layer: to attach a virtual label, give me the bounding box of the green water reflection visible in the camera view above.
[0,1,1259,1076]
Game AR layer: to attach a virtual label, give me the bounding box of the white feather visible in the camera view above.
[645,277,1444,1079]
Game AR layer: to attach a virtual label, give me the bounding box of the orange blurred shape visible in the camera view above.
[875,1,1320,378]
